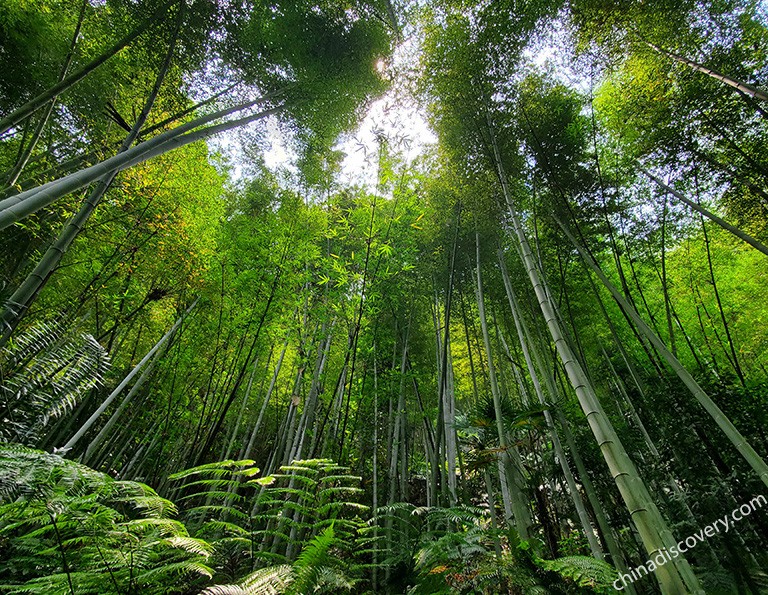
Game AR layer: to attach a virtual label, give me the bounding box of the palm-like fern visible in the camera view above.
[169,459,261,530]
[364,501,617,594]
[286,525,356,594]
[168,458,366,590]
[200,525,355,595]
[252,459,368,568]
[0,444,212,594]
[199,564,293,595]
[1,319,110,444]
[461,539,619,595]
[169,458,264,583]
[362,502,488,581]
[536,555,620,594]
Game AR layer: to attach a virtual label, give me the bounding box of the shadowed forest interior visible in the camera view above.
[2,0,768,593]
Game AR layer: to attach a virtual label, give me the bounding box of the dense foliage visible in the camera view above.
[2,0,768,593]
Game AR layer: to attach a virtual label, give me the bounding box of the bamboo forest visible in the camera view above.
[5,0,768,593]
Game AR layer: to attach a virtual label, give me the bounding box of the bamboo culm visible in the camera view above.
[0,8,185,347]
[640,167,768,257]
[60,299,197,453]
[486,114,702,594]
[0,100,286,230]
[0,1,175,135]
[553,213,768,489]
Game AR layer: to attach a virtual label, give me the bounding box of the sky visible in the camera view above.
[257,89,436,191]
[212,12,572,192]
[210,29,438,193]
[336,91,436,188]
[263,33,437,191]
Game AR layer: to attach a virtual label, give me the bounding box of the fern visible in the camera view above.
[199,564,293,595]
[169,459,259,481]
[167,458,268,584]
[536,555,619,594]
[252,458,368,571]
[0,445,212,594]
[3,317,67,368]
[287,525,340,594]
[1,319,110,444]
[198,527,356,595]
[170,459,260,529]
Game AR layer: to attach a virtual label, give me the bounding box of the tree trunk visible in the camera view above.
[242,332,290,460]
[486,116,702,594]
[430,211,460,504]
[0,1,175,135]
[554,213,768,489]
[83,347,162,465]
[659,193,678,357]
[60,299,197,453]
[388,334,409,506]
[694,170,746,384]
[371,345,379,591]
[289,323,333,462]
[600,348,660,458]
[220,353,263,461]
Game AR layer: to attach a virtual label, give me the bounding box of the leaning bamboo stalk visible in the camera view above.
[289,325,333,462]
[475,230,532,539]
[602,350,659,457]
[83,351,162,465]
[372,345,380,590]
[0,1,175,135]
[501,254,634,580]
[5,0,88,188]
[60,299,197,453]
[498,250,604,560]
[486,115,701,593]
[220,355,261,461]
[0,102,285,230]
[242,333,290,460]
[553,214,768,488]
[640,167,768,257]
[2,85,240,198]
[641,38,768,102]
[0,89,286,214]
[0,9,185,346]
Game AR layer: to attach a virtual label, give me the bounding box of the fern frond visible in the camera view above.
[165,535,214,557]
[199,520,250,536]
[185,505,250,521]
[537,554,619,591]
[315,501,369,516]
[318,474,362,484]
[251,550,291,565]
[0,446,213,594]
[2,323,110,444]
[200,564,292,595]
[122,493,178,518]
[267,473,318,488]
[317,485,364,497]
[169,459,258,481]
[179,490,243,503]
[136,559,215,582]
